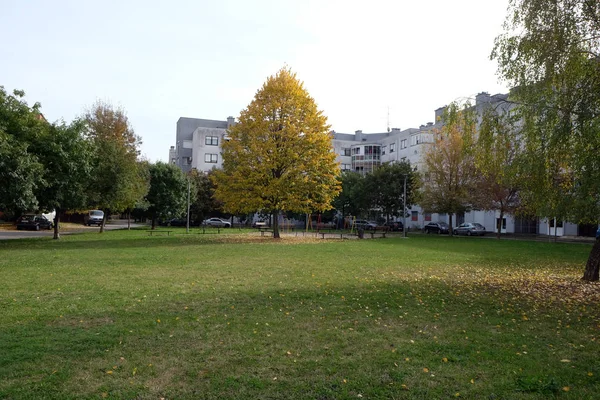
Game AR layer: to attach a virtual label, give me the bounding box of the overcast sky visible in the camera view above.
[1,0,510,162]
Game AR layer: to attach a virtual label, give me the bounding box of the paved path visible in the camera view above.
[0,220,147,240]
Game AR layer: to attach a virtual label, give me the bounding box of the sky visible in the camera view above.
[1,0,510,162]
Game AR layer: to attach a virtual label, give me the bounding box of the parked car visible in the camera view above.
[84,210,104,226]
[159,218,188,227]
[252,220,268,228]
[383,221,404,232]
[204,217,231,228]
[453,222,486,236]
[17,214,53,231]
[423,221,450,234]
[354,220,378,230]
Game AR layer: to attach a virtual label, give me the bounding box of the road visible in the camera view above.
[0,220,146,240]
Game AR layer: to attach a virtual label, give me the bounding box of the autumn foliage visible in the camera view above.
[213,68,341,238]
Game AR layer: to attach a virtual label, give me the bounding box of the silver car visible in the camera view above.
[204,218,231,228]
[453,222,486,236]
[354,220,378,230]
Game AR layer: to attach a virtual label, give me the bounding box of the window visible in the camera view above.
[183,157,192,165]
[343,148,351,156]
[183,140,193,149]
[496,218,506,230]
[390,143,396,153]
[352,147,360,155]
[341,163,351,170]
[424,213,432,222]
[381,145,386,155]
[400,139,407,149]
[549,218,563,228]
[411,211,418,221]
[204,153,218,163]
[205,136,218,146]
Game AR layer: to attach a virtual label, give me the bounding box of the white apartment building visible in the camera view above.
[170,93,596,237]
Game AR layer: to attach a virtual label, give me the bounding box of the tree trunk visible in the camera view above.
[151,215,156,230]
[53,211,60,240]
[99,209,107,233]
[273,211,280,239]
[582,239,600,281]
[496,210,503,239]
[127,210,131,230]
[449,213,454,237]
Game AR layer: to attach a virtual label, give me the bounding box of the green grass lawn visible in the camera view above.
[1,230,599,399]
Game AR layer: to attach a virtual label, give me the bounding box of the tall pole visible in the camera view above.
[403,175,407,238]
[186,177,191,234]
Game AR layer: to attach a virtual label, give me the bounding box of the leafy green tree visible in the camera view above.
[146,162,188,229]
[0,87,45,213]
[492,0,600,280]
[213,68,341,238]
[367,161,416,223]
[419,102,477,235]
[32,120,94,239]
[189,169,221,224]
[332,171,368,224]
[85,101,143,232]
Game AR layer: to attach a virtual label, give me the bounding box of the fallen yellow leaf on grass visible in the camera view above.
[423,368,429,373]
[442,358,448,362]
[106,370,113,374]
[560,359,571,363]
[562,386,570,392]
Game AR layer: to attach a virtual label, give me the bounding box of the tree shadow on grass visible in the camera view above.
[0,233,269,252]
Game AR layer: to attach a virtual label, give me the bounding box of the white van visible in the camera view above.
[84,210,104,226]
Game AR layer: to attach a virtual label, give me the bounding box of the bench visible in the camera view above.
[369,226,389,238]
[146,230,173,236]
[258,227,273,236]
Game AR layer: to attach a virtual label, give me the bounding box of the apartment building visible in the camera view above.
[170,116,235,173]
[169,93,595,237]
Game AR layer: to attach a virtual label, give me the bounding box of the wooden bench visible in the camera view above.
[258,227,273,236]
[146,230,173,236]
[369,226,389,238]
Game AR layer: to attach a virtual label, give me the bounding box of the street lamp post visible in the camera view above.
[186,177,191,234]
[403,175,407,239]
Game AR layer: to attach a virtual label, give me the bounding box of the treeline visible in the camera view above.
[0,87,221,238]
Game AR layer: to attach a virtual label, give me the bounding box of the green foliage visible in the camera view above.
[214,67,341,237]
[367,161,416,220]
[33,120,94,213]
[0,87,45,213]
[332,171,369,218]
[145,162,188,226]
[189,169,221,223]
[492,0,600,223]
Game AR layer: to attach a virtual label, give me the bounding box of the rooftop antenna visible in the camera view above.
[387,106,391,132]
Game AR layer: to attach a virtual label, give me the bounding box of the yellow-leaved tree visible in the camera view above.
[419,102,477,235]
[213,68,341,238]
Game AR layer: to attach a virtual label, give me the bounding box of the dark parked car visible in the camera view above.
[384,221,404,232]
[160,218,191,227]
[423,221,450,234]
[17,214,53,231]
[453,222,486,236]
